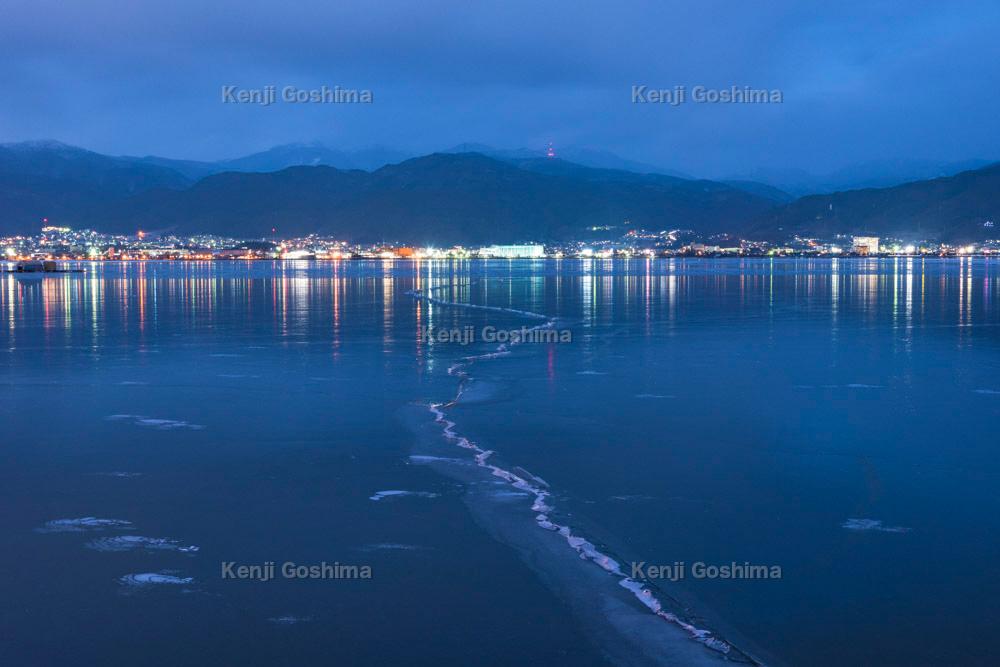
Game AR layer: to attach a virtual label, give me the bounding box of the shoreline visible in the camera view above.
[4,255,999,263]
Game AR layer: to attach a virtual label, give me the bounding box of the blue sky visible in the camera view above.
[2,0,998,176]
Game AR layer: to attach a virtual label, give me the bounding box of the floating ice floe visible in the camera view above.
[513,466,549,488]
[463,348,511,362]
[842,518,911,533]
[798,383,883,390]
[93,471,143,478]
[268,615,312,625]
[576,370,607,376]
[37,517,134,533]
[369,490,440,501]
[117,381,149,386]
[358,543,427,552]
[634,393,674,399]
[105,414,205,430]
[492,490,533,499]
[87,535,199,553]
[408,454,468,465]
[119,572,194,587]
[974,389,1000,395]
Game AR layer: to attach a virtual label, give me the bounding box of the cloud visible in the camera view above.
[2,0,998,174]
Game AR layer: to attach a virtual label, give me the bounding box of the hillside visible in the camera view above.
[0,149,777,242]
[3,141,998,244]
[750,163,1000,241]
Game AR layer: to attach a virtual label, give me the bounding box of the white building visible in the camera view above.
[478,244,546,258]
[852,236,880,255]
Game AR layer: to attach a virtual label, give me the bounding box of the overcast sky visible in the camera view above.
[2,0,998,176]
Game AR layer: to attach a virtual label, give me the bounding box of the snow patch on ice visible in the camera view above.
[358,543,429,552]
[268,615,312,625]
[106,414,205,430]
[369,490,440,502]
[119,572,194,588]
[87,535,199,553]
[842,518,911,533]
[37,517,133,533]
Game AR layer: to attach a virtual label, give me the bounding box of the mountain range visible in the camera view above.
[749,163,1000,241]
[0,144,773,242]
[122,142,413,181]
[725,159,996,197]
[0,140,997,243]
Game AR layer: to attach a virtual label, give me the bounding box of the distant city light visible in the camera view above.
[3,224,997,262]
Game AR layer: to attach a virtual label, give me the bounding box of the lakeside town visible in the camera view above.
[3,225,1000,264]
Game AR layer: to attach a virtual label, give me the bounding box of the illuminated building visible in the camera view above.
[478,244,546,259]
[852,236,880,255]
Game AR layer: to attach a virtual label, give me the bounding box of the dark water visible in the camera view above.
[2,259,999,666]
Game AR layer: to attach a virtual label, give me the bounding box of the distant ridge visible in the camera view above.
[118,142,413,180]
[1,140,998,243]
[749,162,1000,241]
[726,158,996,197]
[110,152,776,242]
[0,140,192,193]
[0,144,775,241]
[217,142,413,173]
[444,143,693,179]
